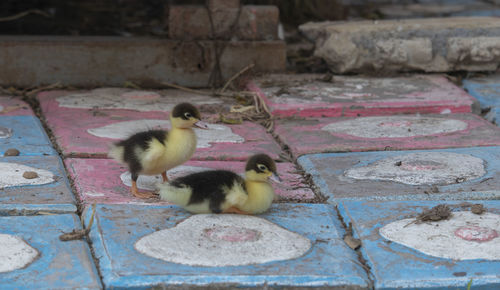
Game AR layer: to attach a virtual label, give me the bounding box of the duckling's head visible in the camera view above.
[245,154,281,183]
[170,103,209,129]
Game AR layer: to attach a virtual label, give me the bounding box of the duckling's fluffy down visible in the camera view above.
[157,170,248,214]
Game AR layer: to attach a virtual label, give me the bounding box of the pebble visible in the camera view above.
[471,204,485,215]
[4,148,20,156]
[22,171,39,179]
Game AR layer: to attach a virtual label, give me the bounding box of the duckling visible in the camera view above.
[108,103,208,199]
[157,153,281,214]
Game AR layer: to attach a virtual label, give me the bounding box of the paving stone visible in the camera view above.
[463,74,500,125]
[0,116,56,156]
[0,155,76,213]
[0,96,33,116]
[275,113,500,157]
[0,36,285,88]
[0,214,101,288]
[66,158,314,205]
[299,146,500,203]
[248,74,476,117]
[84,203,369,289]
[299,17,500,73]
[338,200,500,289]
[38,89,281,160]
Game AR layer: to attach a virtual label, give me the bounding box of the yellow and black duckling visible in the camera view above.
[157,153,281,214]
[108,102,208,199]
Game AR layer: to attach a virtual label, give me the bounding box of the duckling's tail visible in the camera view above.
[108,143,125,163]
[156,182,191,206]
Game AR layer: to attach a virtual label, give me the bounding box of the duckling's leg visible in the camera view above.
[130,173,158,199]
[161,171,168,182]
[224,206,251,215]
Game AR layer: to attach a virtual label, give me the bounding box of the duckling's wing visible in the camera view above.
[131,130,168,165]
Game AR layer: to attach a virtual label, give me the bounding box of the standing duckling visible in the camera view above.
[157,153,281,214]
[108,103,208,198]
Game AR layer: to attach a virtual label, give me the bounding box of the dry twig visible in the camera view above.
[0,9,51,22]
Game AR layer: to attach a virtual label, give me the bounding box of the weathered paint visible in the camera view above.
[0,116,56,156]
[0,97,34,116]
[0,234,38,273]
[0,162,55,188]
[56,88,223,111]
[463,75,500,125]
[298,146,500,202]
[248,74,476,117]
[38,90,281,160]
[0,156,76,211]
[88,119,245,148]
[380,211,500,260]
[135,214,311,267]
[84,203,369,289]
[276,113,500,157]
[338,200,500,289]
[65,158,315,205]
[322,116,468,138]
[344,152,485,185]
[0,214,101,288]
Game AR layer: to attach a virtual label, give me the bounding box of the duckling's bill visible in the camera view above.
[270,172,282,183]
[194,120,209,129]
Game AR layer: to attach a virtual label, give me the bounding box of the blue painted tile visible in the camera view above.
[0,115,56,156]
[298,146,500,203]
[338,200,500,290]
[463,75,500,125]
[85,204,369,289]
[0,155,76,213]
[0,214,101,288]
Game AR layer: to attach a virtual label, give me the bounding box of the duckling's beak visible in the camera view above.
[269,172,282,183]
[194,120,209,129]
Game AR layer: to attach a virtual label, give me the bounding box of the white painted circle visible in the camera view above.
[120,165,211,191]
[135,214,311,266]
[380,211,500,260]
[56,88,222,112]
[87,119,244,148]
[345,152,485,185]
[322,116,468,138]
[0,127,12,138]
[0,234,38,272]
[0,163,55,189]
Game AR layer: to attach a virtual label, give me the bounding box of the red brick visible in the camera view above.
[168,5,278,40]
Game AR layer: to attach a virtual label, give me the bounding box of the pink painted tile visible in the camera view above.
[248,74,476,118]
[274,113,500,157]
[65,158,314,205]
[37,89,281,160]
[0,96,34,116]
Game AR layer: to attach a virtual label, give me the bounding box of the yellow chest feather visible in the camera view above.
[239,181,275,214]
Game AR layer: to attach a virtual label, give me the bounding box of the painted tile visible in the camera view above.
[0,155,76,213]
[0,116,55,156]
[338,200,500,289]
[84,203,369,289]
[248,74,475,117]
[0,214,101,288]
[65,158,315,205]
[0,96,34,116]
[38,90,281,160]
[463,75,500,125]
[275,113,500,157]
[299,146,500,203]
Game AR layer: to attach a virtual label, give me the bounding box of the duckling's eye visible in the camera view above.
[184,112,192,119]
[257,164,268,172]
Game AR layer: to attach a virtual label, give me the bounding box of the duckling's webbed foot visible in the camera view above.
[131,180,158,199]
[161,171,168,182]
[224,206,251,215]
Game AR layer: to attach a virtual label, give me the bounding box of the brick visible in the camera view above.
[249,74,477,118]
[169,5,279,40]
[299,146,500,203]
[300,17,500,73]
[0,214,101,288]
[0,36,285,87]
[338,200,500,289]
[85,203,369,288]
[0,97,33,116]
[463,74,500,125]
[274,113,500,157]
[207,0,240,10]
[0,115,56,156]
